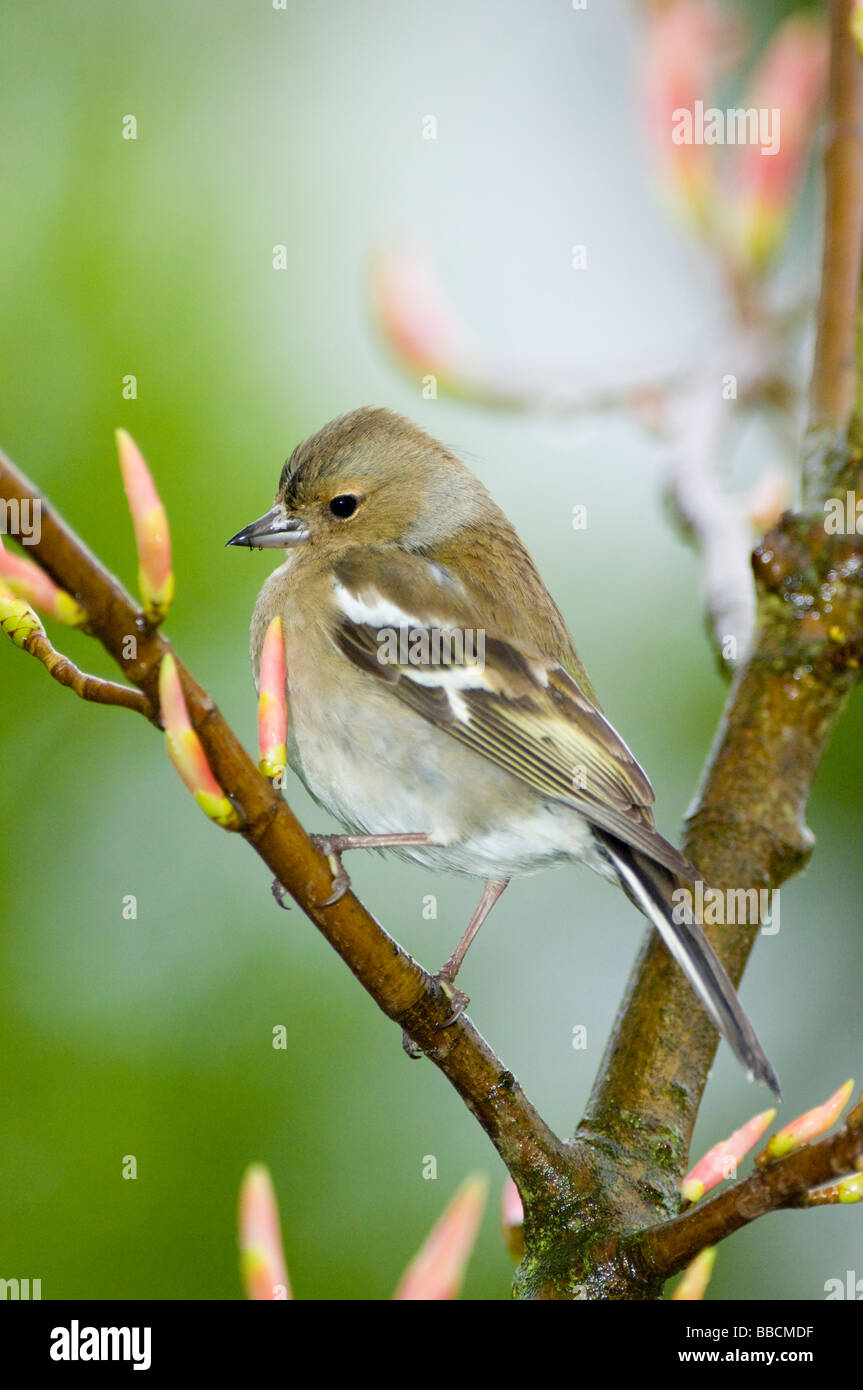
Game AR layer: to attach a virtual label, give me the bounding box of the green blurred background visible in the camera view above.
[0,0,859,1300]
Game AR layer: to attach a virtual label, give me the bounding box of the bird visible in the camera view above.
[227,405,780,1099]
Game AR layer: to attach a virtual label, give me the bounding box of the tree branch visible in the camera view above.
[574,0,863,1222]
[806,0,863,463]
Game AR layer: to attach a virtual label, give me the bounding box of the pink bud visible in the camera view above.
[394,1174,488,1300]
[258,616,288,779]
[764,1080,855,1162]
[116,428,174,625]
[642,0,742,234]
[500,1176,525,1261]
[0,535,88,627]
[683,1107,776,1203]
[671,1247,716,1301]
[159,653,239,828]
[370,248,475,383]
[238,1164,291,1301]
[732,16,828,272]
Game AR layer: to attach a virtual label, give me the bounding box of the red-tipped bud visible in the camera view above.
[258,616,288,779]
[394,1174,488,1300]
[762,1080,855,1164]
[683,1108,775,1203]
[642,0,742,236]
[238,1164,291,1300]
[116,428,174,626]
[159,653,239,828]
[671,1247,716,1301]
[500,1176,525,1261]
[0,536,88,627]
[370,248,475,384]
[731,16,828,273]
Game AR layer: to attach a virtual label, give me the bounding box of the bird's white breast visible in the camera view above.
[282,625,608,882]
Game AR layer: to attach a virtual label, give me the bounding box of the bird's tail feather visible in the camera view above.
[595,829,781,1102]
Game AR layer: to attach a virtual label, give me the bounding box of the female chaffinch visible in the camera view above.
[228,406,780,1099]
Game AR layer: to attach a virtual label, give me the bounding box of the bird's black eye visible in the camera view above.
[329,494,358,519]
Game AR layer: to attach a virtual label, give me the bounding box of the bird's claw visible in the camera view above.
[436,975,470,1026]
[310,837,352,907]
[271,877,291,910]
[399,978,468,1060]
[401,1029,423,1060]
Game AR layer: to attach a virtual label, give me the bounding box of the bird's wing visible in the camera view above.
[327,548,697,880]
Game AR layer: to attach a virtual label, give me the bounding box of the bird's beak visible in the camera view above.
[225,504,310,549]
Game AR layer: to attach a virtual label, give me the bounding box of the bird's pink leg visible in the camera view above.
[310,832,433,907]
[436,878,509,1023]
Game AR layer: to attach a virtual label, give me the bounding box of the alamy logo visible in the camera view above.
[0,1277,41,1299]
[0,496,41,545]
[50,1321,151,1371]
[376,625,486,670]
[824,1271,863,1299]
[672,101,780,156]
[671,883,780,935]
[824,492,863,533]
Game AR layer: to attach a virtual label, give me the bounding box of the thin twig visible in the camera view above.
[666,373,756,665]
[16,626,152,716]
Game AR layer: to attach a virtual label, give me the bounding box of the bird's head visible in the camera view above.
[226,407,495,557]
